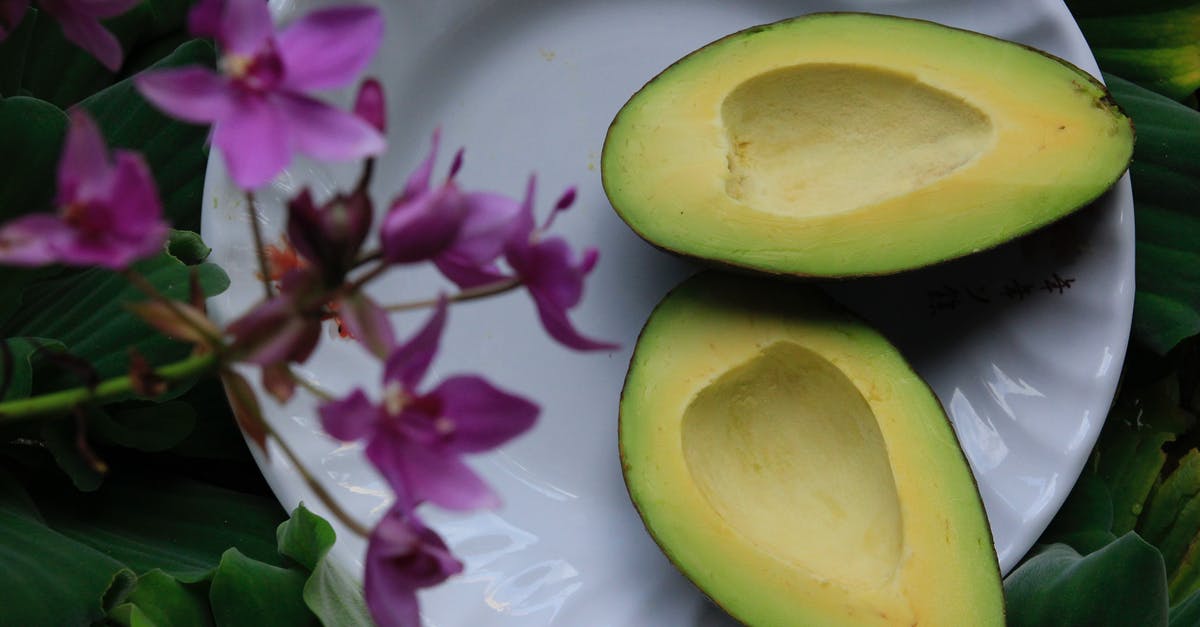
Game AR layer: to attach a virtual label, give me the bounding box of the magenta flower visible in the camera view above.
[382,132,524,286]
[287,187,372,286]
[135,0,386,189]
[0,0,140,70]
[503,178,617,351]
[319,298,539,511]
[365,508,462,627]
[354,78,386,134]
[0,111,167,270]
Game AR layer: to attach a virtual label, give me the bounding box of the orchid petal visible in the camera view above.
[364,562,420,627]
[284,188,321,265]
[364,510,461,627]
[445,191,522,265]
[187,0,221,39]
[371,437,499,511]
[380,185,464,264]
[218,0,272,55]
[276,93,385,162]
[227,292,322,365]
[212,92,291,189]
[337,292,396,360]
[541,185,577,230]
[530,287,618,351]
[354,78,386,133]
[506,175,537,248]
[401,131,439,201]
[50,7,123,70]
[135,67,234,125]
[0,0,29,39]
[57,111,111,206]
[319,388,379,442]
[434,256,510,290]
[107,152,165,234]
[383,297,447,389]
[0,214,71,267]
[82,0,141,17]
[517,237,586,309]
[431,376,538,454]
[278,5,384,91]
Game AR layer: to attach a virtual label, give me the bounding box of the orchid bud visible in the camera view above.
[287,188,373,286]
[355,78,387,134]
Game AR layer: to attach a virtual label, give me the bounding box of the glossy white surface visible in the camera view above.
[201,1,1135,624]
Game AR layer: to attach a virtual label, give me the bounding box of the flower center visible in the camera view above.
[383,381,409,416]
[221,47,284,92]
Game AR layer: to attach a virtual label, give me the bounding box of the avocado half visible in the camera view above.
[620,272,1004,626]
[601,13,1135,277]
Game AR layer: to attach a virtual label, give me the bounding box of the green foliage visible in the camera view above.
[278,505,374,627]
[209,549,317,627]
[0,95,67,217]
[1005,534,1169,627]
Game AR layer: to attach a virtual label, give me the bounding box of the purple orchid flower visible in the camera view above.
[365,507,462,627]
[0,111,167,270]
[319,298,539,511]
[382,132,524,285]
[287,186,372,286]
[134,0,386,189]
[503,178,617,351]
[0,0,140,71]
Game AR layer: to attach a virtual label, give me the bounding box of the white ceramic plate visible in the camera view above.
[202,0,1134,624]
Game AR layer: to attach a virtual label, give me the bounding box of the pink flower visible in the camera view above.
[134,0,386,189]
[287,186,372,286]
[381,132,523,284]
[503,178,617,351]
[0,111,167,269]
[365,508,462,627]
[319,298,539,511]
[0,0,139,70]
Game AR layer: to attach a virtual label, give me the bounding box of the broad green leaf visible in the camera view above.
[21,0,196,108]
[0,467,130,627]
[1041,474,1118,554]
[1106,75,1200,354]
[0,337,65,401]
[80,39,215,231]
[209,549,317,627]
[1067,1,1200,100]
[30,473,288,581]
[0,267,60,331]
[41,416,105,492]
[1097,376,1194,533]
[93,400,197,452]
[166,378,258,463]
[0,248,229,395]
[278,504,372,626]
[1004,533,1169,627]
[109,569,214,627]
[0,95,66,217]
[0,8,37,96]
[1172,588,1200,627]
[1141,450,1200,580]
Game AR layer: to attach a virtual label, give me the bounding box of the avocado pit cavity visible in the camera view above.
[681,341,904,588]
[721,64,993,217]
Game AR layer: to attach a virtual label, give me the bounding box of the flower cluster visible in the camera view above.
[0,0,613,625]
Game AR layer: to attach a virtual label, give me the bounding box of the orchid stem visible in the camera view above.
[355,157,376,192]
[0,352,217,424]
[383,278,522,312]
[345,262,388,295]
[268,422,372,538]
[122,269,226,349]
[286,366,334,402]
[245,191,276,300]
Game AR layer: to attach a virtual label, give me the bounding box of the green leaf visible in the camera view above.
[1106,74,1200,354]
[41,416,106,492]
[21,0,197,108]
[1,337,65,401]
[80,39,216,232]
[209,549,317,627]
[1172,588,1200,627]
[0,95,66,217]
[0,8,37,96]
[1067,1,1200,100]
[1041,474,1119,554]
[1004,533,1169,627]
[1141,450,1200,579]
[110,569,215,627]
[278,504,372,627]
[0,467,130,627]
[93,400,197,452]
[168,230,213,266]
[0,248,229,395]
[33,475,288,581]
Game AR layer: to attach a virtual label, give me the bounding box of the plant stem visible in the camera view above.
[268,423,372,538]
[122,269,225,349]
[286,366,334,402]
[245,191,276,300]
[0,352,217,424]
[384,278,522,312]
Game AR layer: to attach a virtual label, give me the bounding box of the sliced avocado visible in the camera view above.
[620,272,1004,626]
[602,13,1134,277]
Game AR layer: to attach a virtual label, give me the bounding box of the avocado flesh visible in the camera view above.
[620,272,1004,626]
[602,13,1135,277]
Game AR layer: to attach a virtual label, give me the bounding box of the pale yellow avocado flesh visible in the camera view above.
[602,13,1134,276]
[620,273,1005,626]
